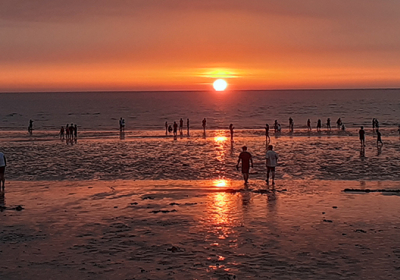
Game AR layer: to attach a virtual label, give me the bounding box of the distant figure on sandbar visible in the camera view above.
[168,125,173,134]
[307,119,311,131]
[265,145,278,186]
[337,118,342,129]
[74,124,78,138]
[326,118,331,130]
[179,118,183,133]
[28,119,33,134]
[265,124,270,143]
[372,118,376,131]
[289,117,294,132]
[0,151,6,191]
[187,119,190,135]
[165,121,168,135]
[236,146,253,184]
[317,119,322,132]
[66,124,70,139]
[229,124,234,140]
[173,121,178,136]
[202,118,207,133]
[376,130,383,147]
[60,126,64,139]
[359,126,365,146]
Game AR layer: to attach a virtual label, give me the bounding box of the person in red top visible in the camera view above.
[236,146,253,184]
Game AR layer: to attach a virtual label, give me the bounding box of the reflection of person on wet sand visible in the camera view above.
[266,145,278,185]
[0,152,6,191]
[236,146,253,184]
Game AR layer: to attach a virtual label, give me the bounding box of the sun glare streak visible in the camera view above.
[213,179,228,187]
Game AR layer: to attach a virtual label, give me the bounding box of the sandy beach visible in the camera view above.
[1,179,400,279]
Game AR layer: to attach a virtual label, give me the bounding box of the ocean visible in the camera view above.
[0,89,399,182]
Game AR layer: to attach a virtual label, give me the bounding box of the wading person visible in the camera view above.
[266,145,278,185]
[236,146,253,184]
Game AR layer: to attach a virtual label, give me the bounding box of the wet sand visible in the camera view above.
[1,179,400,279]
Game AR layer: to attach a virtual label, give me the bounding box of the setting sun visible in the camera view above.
[213,79,228,91]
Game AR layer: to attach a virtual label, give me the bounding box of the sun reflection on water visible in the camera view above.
[213,179,227,187]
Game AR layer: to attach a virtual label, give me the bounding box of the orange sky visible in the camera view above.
[1,0,400,92]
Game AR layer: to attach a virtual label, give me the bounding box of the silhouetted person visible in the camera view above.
[326,118,331,130]
[119,117,124,131]
[69,123,74,137]
[376,130,383,147]
[266,145,278,185]
[229,124,234,140]
[274,120,278,133]
[372,118,376,131]
[187,119,190,135]
[337,118,342,129]
[60,126,64,139]
[359,126,365,146]
[289,117,294,132]
[66,124,70,139]
[179,118,183,133]
[398,125,400,135]
[265,124,270,143]
[74,124,78,138]
[165,121,168,135]
[173,121,178,136]
[307,119,311,131]
[375,119,379,131]
[202,118,207,133]
[0,152,6,191]
[236,146,253,184]
[341,124,345,131]
[28,119,33,134]
[317,119,322,132]
[168,125,173,133]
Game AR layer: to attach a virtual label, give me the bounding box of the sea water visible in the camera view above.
[1,89,399,131]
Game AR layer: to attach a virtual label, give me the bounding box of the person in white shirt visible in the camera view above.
[265,145,278,185]
[0,152,6,191]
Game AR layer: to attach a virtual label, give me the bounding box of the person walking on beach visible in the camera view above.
[266,145,278,185]
[119,118,123,131]
[74,124,78,138]
[376,130,383,147]
[375,119,379,131]
[265,124,270,143]
[398,124,400,135]
[326,118,331,130]
[173,121,178,136]
[60,126,64,139]
[187,118,190,135]
[337,118,342,129]
[202,118,207,133]
[179,118,183,133]
[289,117,294,132]
[274,120,279,133]
[66,124,70,139]
[317,119,322,132]
[359,126,365,147]
[307,119,311,131]
[0,152,6,191]
[165,121,168,135]
[229,124,234,140]
[372,118,376,131]
[236,146,253,184]
[28,119,33,134]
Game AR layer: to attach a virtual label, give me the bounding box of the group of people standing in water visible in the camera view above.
[165,118,192,136]
[59,124,78,140]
